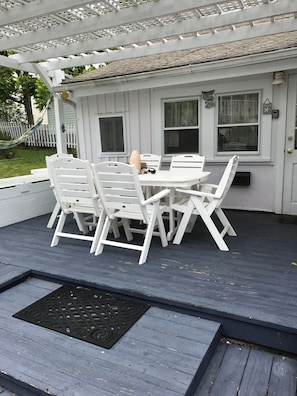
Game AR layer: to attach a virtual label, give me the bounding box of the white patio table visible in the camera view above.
[139,169,210,240]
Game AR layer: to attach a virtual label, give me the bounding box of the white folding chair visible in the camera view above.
[46,153,74,229]
[170,154,205,171]
[92,161,169,265]
[172,155,239,251]
[48,156,107,252]
[140,153,162,170]
[169,154,206,213]
[140,154,162,197]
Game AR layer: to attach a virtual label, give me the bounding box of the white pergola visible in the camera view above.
[0,0,296,150]
[0,0,296,82]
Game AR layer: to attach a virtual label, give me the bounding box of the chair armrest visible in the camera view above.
[199,183,218,192]
[143,188,170,205]
[175,188,216,199]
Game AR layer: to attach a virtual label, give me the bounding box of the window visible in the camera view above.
[99,116,124,153]
[217,93,259,152]
[163,99,199,154]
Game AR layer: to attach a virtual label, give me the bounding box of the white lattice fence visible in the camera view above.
[0,122,77,149]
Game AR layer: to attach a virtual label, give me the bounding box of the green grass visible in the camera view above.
[0,147,56,178]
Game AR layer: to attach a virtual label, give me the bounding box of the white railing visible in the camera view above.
[0,122,77,149]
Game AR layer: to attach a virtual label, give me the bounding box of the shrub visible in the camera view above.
[0,130,15,160]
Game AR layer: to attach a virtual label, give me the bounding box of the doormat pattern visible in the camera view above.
[13,284,150,349]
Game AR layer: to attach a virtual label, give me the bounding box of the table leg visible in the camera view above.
[166,188,176,241]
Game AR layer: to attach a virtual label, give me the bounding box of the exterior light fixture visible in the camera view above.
[272,71,286,85]
[60,90,72,99]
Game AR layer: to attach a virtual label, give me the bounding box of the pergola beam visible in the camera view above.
[42,18,297,72]
[0,54,35,73]
[0,0,219,53]
[0,0,94,26]
[11,0,294,69]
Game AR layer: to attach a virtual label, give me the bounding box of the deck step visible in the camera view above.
[0,263,30,292]
[0,277,221,396]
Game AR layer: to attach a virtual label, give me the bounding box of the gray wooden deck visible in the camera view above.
[0,210,297,395]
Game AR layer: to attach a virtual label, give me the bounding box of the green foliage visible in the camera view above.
[16,72,37,97]
[63,65,96,77]
[0,57,97,124]
[34,79,52,111]
[0,130,15,159]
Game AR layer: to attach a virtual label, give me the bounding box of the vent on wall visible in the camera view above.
[232,172,251,186]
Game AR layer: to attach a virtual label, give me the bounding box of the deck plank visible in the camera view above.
[268,355,297,396]
[195,341,297,396]
[205,343,249,395]
[238,348,272,395]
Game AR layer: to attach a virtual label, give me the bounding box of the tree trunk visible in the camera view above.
[23,92,34,125]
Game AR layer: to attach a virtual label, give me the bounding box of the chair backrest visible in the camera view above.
[170,154,205,170]
[140,153,162,170]
[46,153,73,187]
[48,156,100,216]
[92,161,149,223]
[215,155,239,205]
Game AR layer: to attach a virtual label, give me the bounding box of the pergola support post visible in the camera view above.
[53,95,67,154]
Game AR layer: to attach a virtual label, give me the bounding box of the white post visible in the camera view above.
[53,94,67,154]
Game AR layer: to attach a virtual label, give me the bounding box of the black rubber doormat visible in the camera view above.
[13,284,150,349]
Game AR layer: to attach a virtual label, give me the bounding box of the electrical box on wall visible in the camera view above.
[272,109,279,119]
[232,172,251,186]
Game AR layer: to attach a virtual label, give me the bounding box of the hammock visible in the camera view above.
[0,98,51,150]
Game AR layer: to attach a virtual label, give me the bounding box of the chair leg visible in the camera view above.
[51,212,67,247]
[185,214,198,233]
[139,205,159,265]
[157,211,168,247]
[95,216,111,255]
[215,208,237,237]
[90,213,106,253]
[192,197,229,251]
[173,201,195,245]
[47,202,60,228]
[122,218,133,241]
[73,213,88,234]
[111,219,120,238]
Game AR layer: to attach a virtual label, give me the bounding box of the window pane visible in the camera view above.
[164,129,199,154]
[165,100,198,127]
[218,93,259,124]
[218,126,258,152]
[99,116,124,152]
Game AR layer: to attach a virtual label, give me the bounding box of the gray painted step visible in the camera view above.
[0,277,221,396]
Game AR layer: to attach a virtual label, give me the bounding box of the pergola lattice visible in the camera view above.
[0,0,295,86]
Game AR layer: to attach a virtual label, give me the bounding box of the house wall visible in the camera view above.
[75,72,289,213]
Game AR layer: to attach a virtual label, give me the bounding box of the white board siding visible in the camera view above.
[74,73,280,212]
[78,90,154,163]
[204,164,275,212]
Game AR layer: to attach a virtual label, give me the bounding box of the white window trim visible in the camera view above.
[97,113,128,157]
[152,77,273,162]
[162,96,200,158]
[216,91,261,156]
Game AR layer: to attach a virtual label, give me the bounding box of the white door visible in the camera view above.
[283,74,297,215]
